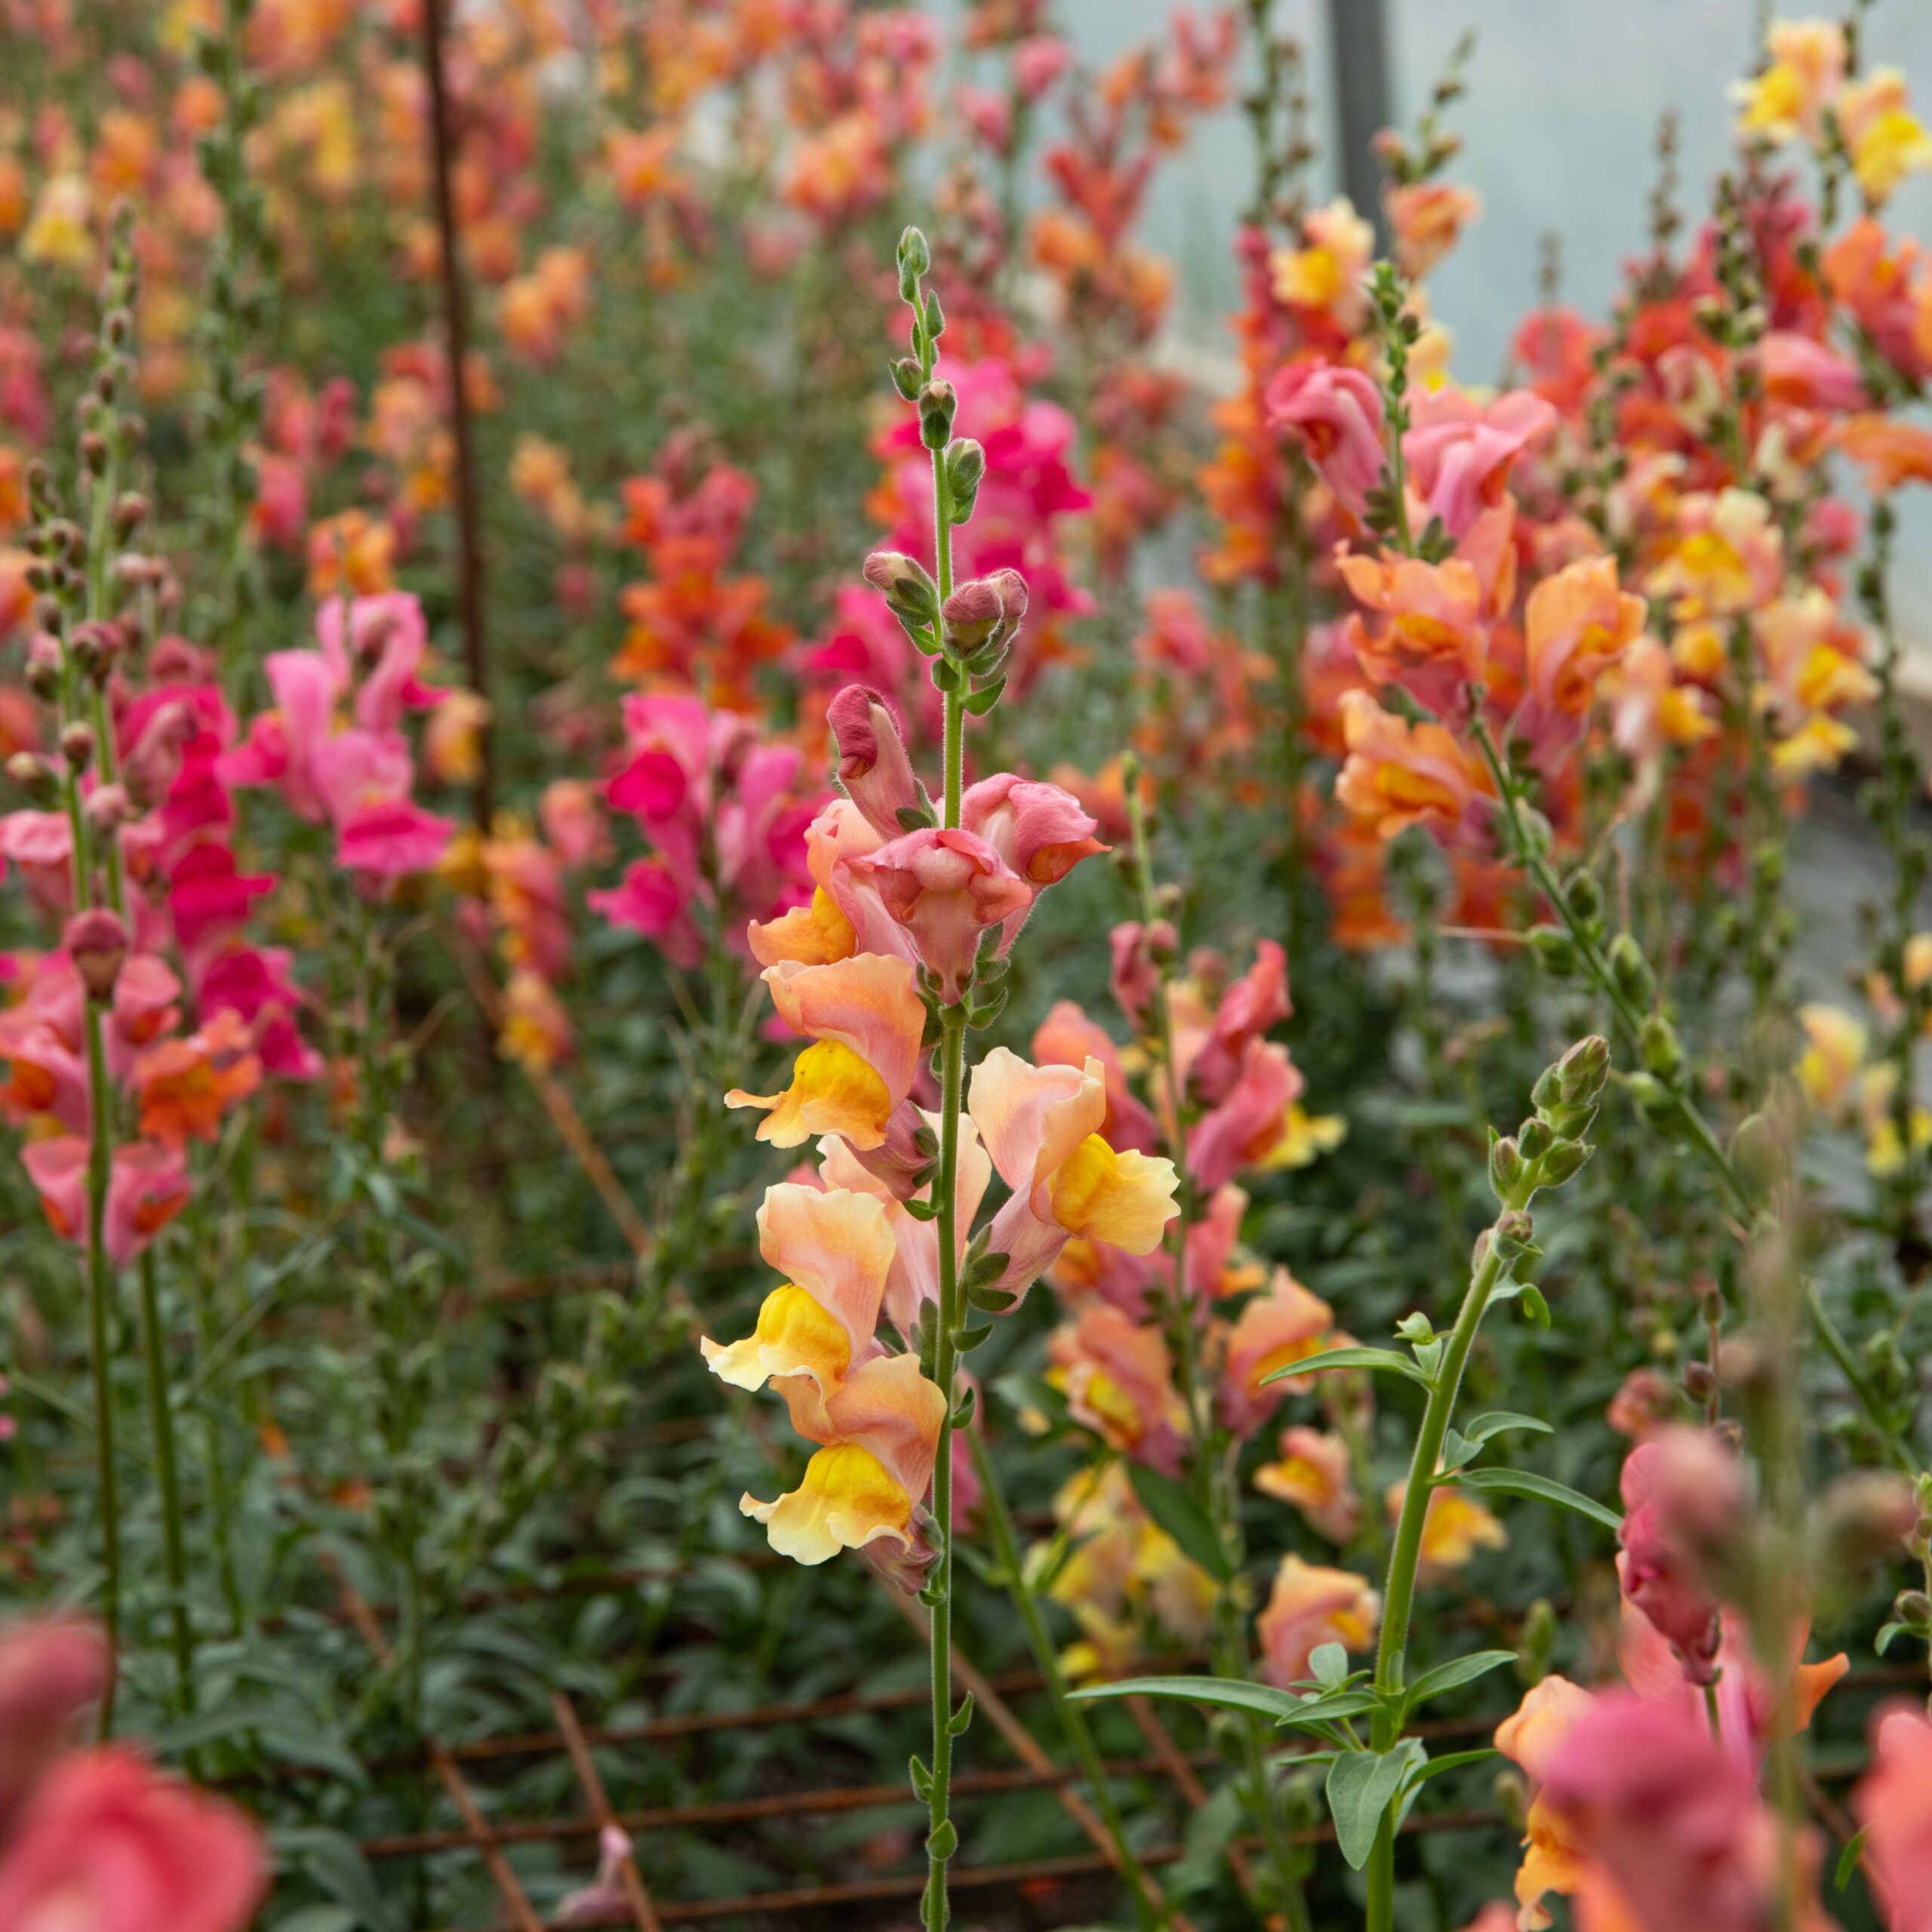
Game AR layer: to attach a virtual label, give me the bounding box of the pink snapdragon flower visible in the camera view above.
[1401,385,1556,539]
[1265,359,1386,521]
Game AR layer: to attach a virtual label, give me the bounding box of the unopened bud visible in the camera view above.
[1896,1589,1932,1627]
[63,909,128,1002]
[59,721,95,772]
[1495,1208,1536,1247]
[1730,1112,1783,1199]
[1527,924,1577,976]
[941,578,1004,655]
[1145,918,1179,967]
[1518,1117,1553,1163]
[5,751,58,804]
[1606,931,1654,1003]
[1564,867,1602,925]
[85,783,131,837]
[1489,1134,1525,1201]
[862,550,939,624]
[1682,1360,1717,1401]
[1538,1139,1590,1186]
[80,430,108,475]
[888,356,922,401]
[918,379,957,451]
[26,630,61,699]
[1557,1035,1611,1103]
[946,436,985,509]
[112,491,149,540]
[1638,1015,1684,1082]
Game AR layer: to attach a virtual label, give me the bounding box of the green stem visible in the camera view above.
[1363,1212,1517,1930]
[137,1247,195,1715]
[968,1429,1165,1932]
[82,1000,121,1737]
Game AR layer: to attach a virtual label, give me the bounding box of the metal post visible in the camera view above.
[1327,0,1393,245]
[420,0,494,830]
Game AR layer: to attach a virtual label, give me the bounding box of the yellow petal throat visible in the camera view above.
[740,1442,912,1564]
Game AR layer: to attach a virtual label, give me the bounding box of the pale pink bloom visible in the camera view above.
[828,685,924,841]
[315,590,435,734]
[1401,386,1556,540]
[220,648,337,821]
[959,773,1106,891]
[1186,940,1289,1105]
[1758,331,1868,413]
[0,1004,90,1134]
[1540,1693,1789,1932]
[0,810,73,912]
[1386,180,1481,278]
[1617,1428,1748,1684]
[858,826,1032,1001]
[0,1746,266,1932]
[0,1614,108,1833]
[1013,34,1071,100]
[1265,360,1386,521]
[1187,1038,1303,1192]
[538,779,605,869]
[1855,1705,1932,1932]
[1108,918,1169,1033]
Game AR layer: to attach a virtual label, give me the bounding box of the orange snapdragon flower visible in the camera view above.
[1337,548,1488,694]
[1520,555,1646,721]
[132,1011,261,1150]
[1256,1555,1378,1687]
[1334,690,1496,845]
[1254,1425,1360,1543]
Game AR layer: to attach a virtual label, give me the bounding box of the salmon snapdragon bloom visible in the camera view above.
[968,1048,1180,1304]
[1335,689,1496,848]
[1271,196,1374,331]
[1645,488,1785,620]
[1834,414,1932,494]
[1048,1302,1189,1474]
[1854,1705,1932,1930]
[702,1183,894,1407]
[1386,180,1482,280]
[1495,1674,1598,1929]
[1518,554,1647,725]
[1337,546,1488,700]
[725,954,927,1150]
[1217,1270,1335,1436]
[1255,1555,1378,1687]
[1254,1425,1360,1543]
[739,1352,947,1578]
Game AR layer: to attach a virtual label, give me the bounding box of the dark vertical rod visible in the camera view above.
[420,0,493,829]
[1327,0,1393,247]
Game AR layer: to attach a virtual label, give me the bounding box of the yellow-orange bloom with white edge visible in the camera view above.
[968,1047,1180,1303]
[726,953,926,1149]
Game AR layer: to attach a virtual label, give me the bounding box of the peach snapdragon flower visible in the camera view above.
[1335,689,1497,847]
[1254,1426,1360,1543]
[1255,1555,1378,1687]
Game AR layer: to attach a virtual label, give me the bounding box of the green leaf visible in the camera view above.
[1875,1620,1916,1656]
[271,1909,359,1932]
[1069,1675,1305,1723]
[926,1818,958,1860]
[909,1753,934,1800]
[1309,1642,1349,1687]
[1835,1826,1870,1890]
[1126,1463,1232,1581]
[964,677,1005,715]
[1259,1346,1432,1389]
[1400,1650,1518,1713]
[1276,1690,1384,1730]
[1405,1746,1499,1783]
[1325,1746,1412,1869]
[1455,1466,1623,1535]
[1463,1411,1554,1445]
[949,1693,974,1736]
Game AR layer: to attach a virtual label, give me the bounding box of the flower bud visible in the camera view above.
[1896,1589,1932,1628]
[67,619,122,683]
[80,430,108,476]
[941,577,1004,655]
[1489,1134,1525,1201]
[63,909,128,1002]
[26,630,61,700]
[918,380,957,451]
[1527,924,1577,975]
[1518,1117,1553,1164]
[1681,1360,1717,1401]
[112,491,149,540]
[888,356,922,401]
[1556,1035,1611,1105]
[1538,1138,1589,1186]
[1817,1471,1918,1574]
[5,752,58,804]
[828,685,925,840]
[1564,866,1602,926]
[897,223,931,288]
[59,722,95,773]
[1606,931,1654,1004]
[85,783,131,837]
[1729,1112,1783,1200]
[862,550,939,625]
[1638,1014,1684,1082]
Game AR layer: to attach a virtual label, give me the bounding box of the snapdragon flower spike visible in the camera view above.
[725,953,927,1148]
[968,1047,1180,1303]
